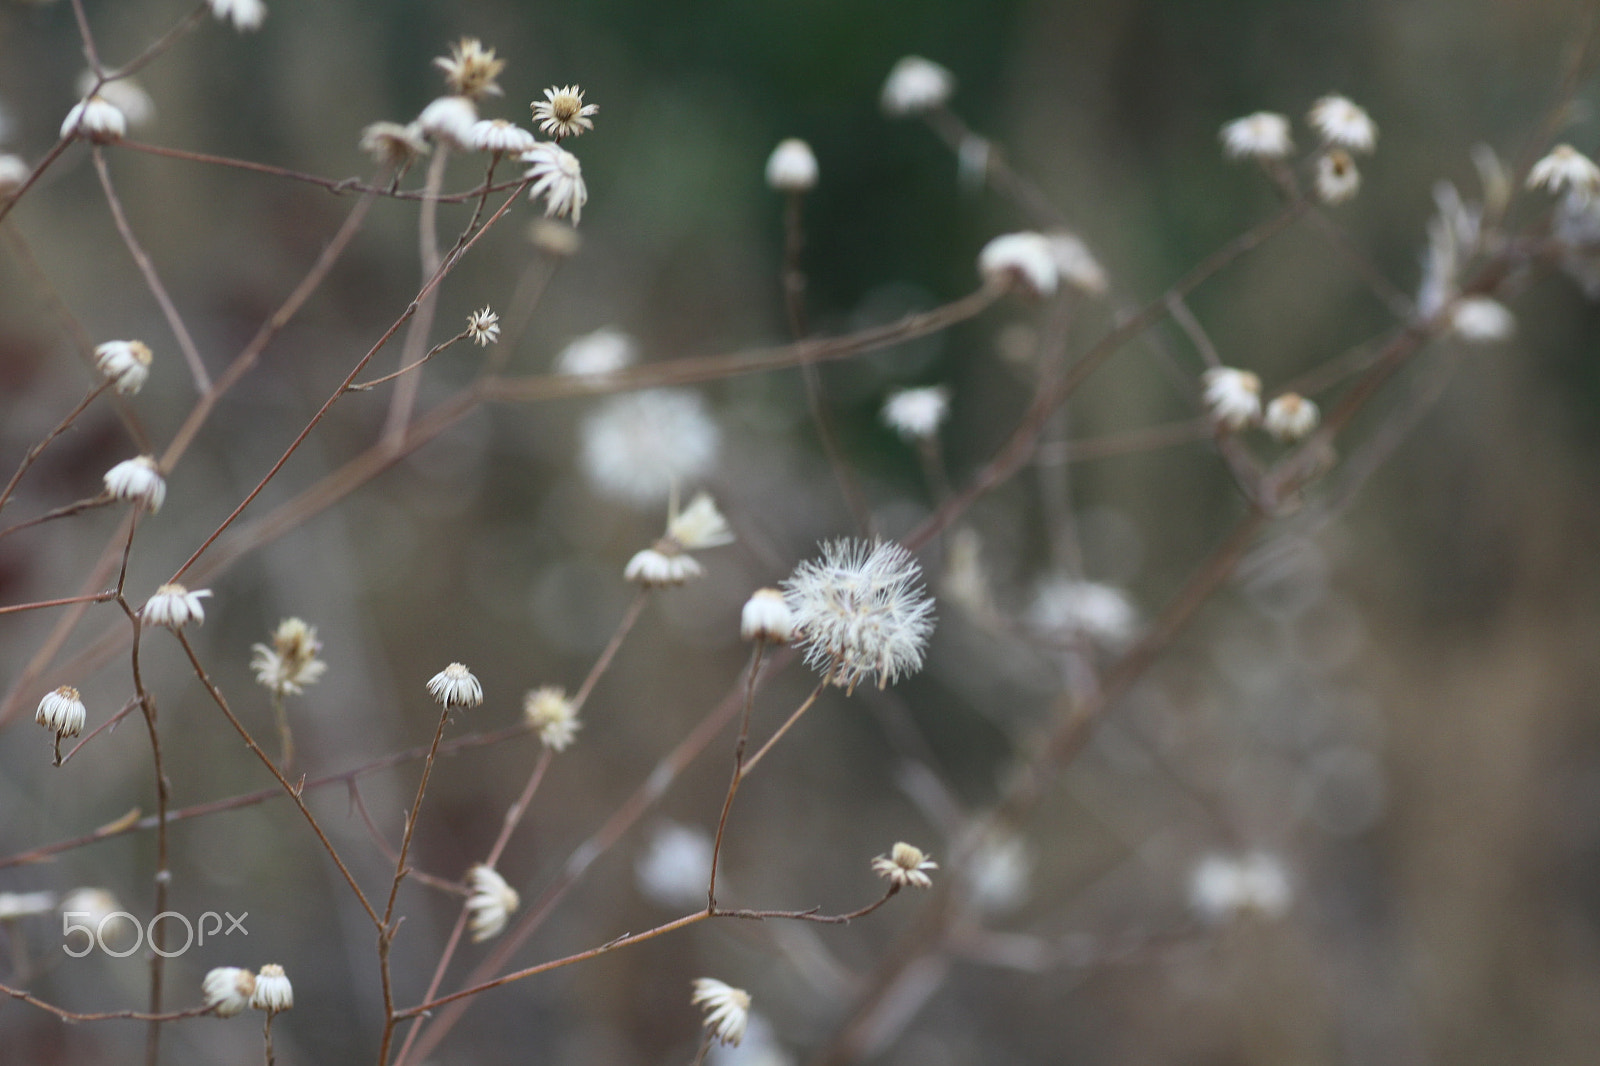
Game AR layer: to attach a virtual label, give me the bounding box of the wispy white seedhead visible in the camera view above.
[207,0,266,32]
[881,56,954,117]
[427,662,483,709]
[1307,94,1376,153]
[435,37,504,101]
[0,155,28,198]
[76,73,153,127]
[978,232,1058,297]
[740,588,794,643]
[636,821,715,908]
[1263,393,1320,443]
[625,546,704,587]
[765,138,818,192]
[966,833,1033,913]
[581,388,720,505]
[692,978,752,1047]
[881,385,951,442]
[249,964,293,1012]
[1046,232,1109,295]
[466,864,520,942]
[359,121,429,169]
[60,96,126,143]
[1201,367,1262,431]
[470,118,536,155]
[532,84,598,140]
[1315,149,1360,204]
[466,306,500,346]
[871,841,937,890]
[417,95,479,150]
[0,890,57,921]
[555,327,637,376]
[203,967,256,1017]
[1450,296,1515,342]
[1028,578,1138,647]
[103,455,166,512]
[94,340,153,395]
[251,617,326,697]
[142,583,211,629]
[1220,111,1293,160]
[36,685,86,739]
[1189,852,1291,922]
[523,686,580,751]
[1527,144,1600,201]
[522,142,587,223]
[782,539,936,692]
[668,491,735,550]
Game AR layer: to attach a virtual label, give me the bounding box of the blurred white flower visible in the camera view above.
[142,583,210,629]
[434,38,504,101]
[1201,367,1262,430]
[94,340,153,394]
[1315,149,1361,204]
[359,121,429,169]
[1450,296,1514,342]
[967,833,1033,913]
[60,96,125,143]
[103,455,166,512]
[978,232,1058,297]
[740,588,794,643]
[580,389,719,505]
[871,842,937,889]
[765,138,818,192]
[1263,393,1320,443]
[1189,852,1291,922]
[417,96,478,149]
[466,864,520,941]
[881,56,954,116]
[1528,144,1600,200]
[636,821,714,908]
[470,119,536,155]
[668,492,735,550]
[1220,111,1293,160]
[555,327,636,376]
[1046,232,1109,295]
[708,1012,795,1066]
[0,155,29,198]
[692,978,752,1047]
[427,662,483,709]
[251,617,327,697]
[523,142,587,223]
[203,967,255,1017]
[881,386,950,442]
[207,0,265,32]
[76,73,153,127]
[624,546,703,587]
[532,84,597,140]
[1307,94,1376,152]
[1029,578,1138,647]
[524,686,580,751]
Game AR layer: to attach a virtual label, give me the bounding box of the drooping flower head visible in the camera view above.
[880,56,954,117]
[60,96,126,143]
[1528,144,1600,201]
[765,138,818,193]
[1307,94,1376,153]
[249,964,293,1012]
[203,967,256,1017]
[782,539,936,692]
[470,119,536,155]
[691,978,752,1047]
[142,583,211,629]
[1220,111,1293,160]
[522,142,587,222]
[427,662,483,709]
[1263,393,1320,443]
[1201,367,1262,431]
[103,456,166,512]
[359,121,429,170]
[977,232,1058,297]
[207,0,266,32]
[36,686,86,739]
[94,340,153,394]
[870,841,938,890]
[465,864,520,941]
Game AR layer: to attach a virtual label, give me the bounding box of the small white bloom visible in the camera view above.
[249,964,292,1012]
[764,138,818,192]
[142,583,211,629]
[103,455,166,512]
[554,327,637,376]
[427,662,483,709]
[740,588,794,643]
[0,891,56,921]
[207,0,266,32]
[1028,578,1138,647]
[1527,144,1600,200]
[966,834,1033,914]
[359,121,429,169]
[36,685,86,738]
[667,492,735,550]
[880,56,954,117]
[782,539,936,692]
[60,96,126,143]
[203,967,256,1017]
[434,38,504,101]
[532,84,598,140]
[466,307,500,346]
[1450,296,1515,342]
[1190,852,1291,922]
[1220,111,1293,160]
[1307,95,1376,153]
[465,864,520,942]
[978,232,1058,297]
[1315,149,1361,204]
[250,617,327,697]
[624,547,704,587]
[522,142,587,223]
[692,978,752,1047]
[524,686,580,752]
[1201,367,1262,431]
[0,154,29,198]
[1263,393,1320,443]
[75,73,153,128]
[94,340,153,394]
[417,96,478,150]
[1046,232,1109,295]
[881,385,950,441]
[871,841,938,890]
[59,888,119,929]
[470,119,537,155]
[581,389,720,505]
[636,821,714,908]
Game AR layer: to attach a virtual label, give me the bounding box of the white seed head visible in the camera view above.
[250,617,327,697]
[523,686,580,751]
[532,84,598,140]
[1220,111,1293,160]
[880,385,951,441]
[466,307,500,347]
[978,232,1059,297]
[522,142,587,223]
[782,539,936,692]
[1046,232,1109,295]
[103,455,166,512]
[427,662,483,709]
[740,588,794,643]
[1190,852,1291,922]
[203,967,256,1017]
[434,38,505,101]
[1307,94,1376,153]
[60,96,126,143]
[554,327,636,376]
[1201,367,1262,431]
[1528,144,1600,201]
[142,583,210,629]
[1450,296,1515,342]
[417,96,479,149]
[624,546,704,587]
[765,138,818,192]
[1263,393,1321,443]
[0,155,29,198]
[580,389,720,505]
[94,340,153,394]
[667,491,735,550]
[249,964,293,1012]
[881,56,955,117]
[466,864,521,941]
[359,121,430,169]
[207,0,266,32]
[636,821,715,908]
[1027,578,1138,647]
[36,685,86,738]
[871,841,937,889]
[692,978,752,1047]
[1315,149,1361,205]
[470,119,537,155]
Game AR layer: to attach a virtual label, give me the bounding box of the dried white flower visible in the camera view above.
[1027,578,1138,647]
[1315,149,1361,204]
[60,96,126,143]
[1189,852,1291,922]
[207,0,265,32]
[1201,367,1262,430]
[203,967,256,1017]
[871,841,937,889]
[0,154,29,198]
[707,1012,793,1066]
[580,389,719,505]
[251,617,327,697]
[427,662,483,709]
[94,340,153,394]
[1046,232,1109,295]
[624,546,704,587]
[692,978,752,1047]
[668,492,735,550]
[524,686,580,751]
[470,119,536,155]
[434,38,504,101]
[532,85,598,140]
[0,891,56,921]
[1263,392,1320,443]
[636,821,715,908]
[142,583,210,629]
[881,56,954,117]
[765,138,818,192]
[417,96,478,150]
[76,73,153,128]
[1220,111,1293,160]
[103,455,166,512]
[466,307,500,346]
[1307,95,1376,153]
[1450,296,1515,342]
[782,539,936,692]
[881,385,950,441]
[359,121,429,169]
[249,964,292,1012]
[36,685,86,738]
[978,232,1058,297]
[466,864,520,942]
[1527,144,1600,201]
[555,327,637,376]
[522,142,587,223]
[741,588,794,643]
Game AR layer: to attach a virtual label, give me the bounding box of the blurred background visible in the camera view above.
[3,0,1600,1062]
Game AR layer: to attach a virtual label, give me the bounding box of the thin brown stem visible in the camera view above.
[739,680,826,778]
[0,380,113,514]
[348,331,469,392]
[707,643,767,909]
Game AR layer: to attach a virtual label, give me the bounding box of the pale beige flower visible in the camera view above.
[740,589,794,643]
[523,686,580,751]
[1201,367,1262,431]
[103,456,165,512]
[94,340,153,394]
[1308,95,1376,153]
[1220,111,1293,160]
[466,307,500,346]
[417,96,478,149]
[427,663,483,709]
[36,685,86,738]
[435,38,504,100]
[522,142,587,222]
[203,967,256,1017]
[251,618,326,697]
[466,864,520,941]
[142,583,210,629]
[978,232,1058,297]
[1263,393,1320,443]
[692,978,752,1046]
[1315,149,1361,204]
[1527,144,1600,200]
[60,96,125,143]
[249,964,292,1012]
[532,85,598,140]
[871,842,937,889]
[359,121,429,169]
[470,119,536,155]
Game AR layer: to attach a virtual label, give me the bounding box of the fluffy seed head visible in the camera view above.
[435,38,504,100]
[1201,367,1262,431]
[36,686,86,738]
[466,864,520,941]
[580,389,719,505]
[1220,111,1293,160]
[94,340,153,394]
[871,841,938,889]
[251,617,326,697]
[765,138,818,192]
[524,686,580,751]
[881,385,950,441]
[692,978,752,1047]
[522,142,587,223]
[782,539,936,692]
[249,964,292,1012]
[1263,393,1320,443]
[532,85,598,140]
[881,56,954,116]
[203,967,256,1017]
